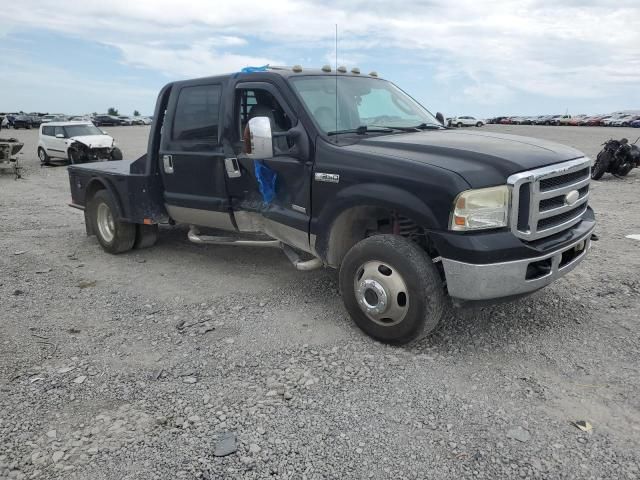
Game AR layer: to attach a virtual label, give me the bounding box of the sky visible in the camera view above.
[1,0,638,118]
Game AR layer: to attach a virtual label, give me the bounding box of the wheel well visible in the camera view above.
[85,180,106,205]
[325,206,441,269]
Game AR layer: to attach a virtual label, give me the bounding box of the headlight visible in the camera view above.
[450,186,510,231]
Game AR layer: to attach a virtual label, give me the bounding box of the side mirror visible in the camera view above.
[436,112,445,126]
[55,133,64,138]
[245,117,273,159]
[102,130,108,135]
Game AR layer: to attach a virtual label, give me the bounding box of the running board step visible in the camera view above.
[188,226,281,247]
[281,243,323,271]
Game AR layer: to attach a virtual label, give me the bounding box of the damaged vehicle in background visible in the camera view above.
[38,122,123,165]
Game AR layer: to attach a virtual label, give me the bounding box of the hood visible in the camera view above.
[347,129,585,188]
[69,135,113,149]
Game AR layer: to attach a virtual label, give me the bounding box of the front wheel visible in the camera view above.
[591,151,611,180]
[476,122,482,127]
[339,235,448,344]
[456,122,463,128]
[68,147,83,164]
[110,147,123,160]
[88,190,136,253]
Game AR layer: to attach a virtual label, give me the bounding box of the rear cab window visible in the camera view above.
[170,84,222,151]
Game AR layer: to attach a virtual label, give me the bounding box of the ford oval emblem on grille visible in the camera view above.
[564,190,580,206]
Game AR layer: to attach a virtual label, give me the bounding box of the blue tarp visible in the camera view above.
[254,160,277,205]
[241,65,270,73]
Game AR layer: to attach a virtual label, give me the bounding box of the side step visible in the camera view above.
[188,226,323,271]
[281,244,323,271]
[188,226,281,247]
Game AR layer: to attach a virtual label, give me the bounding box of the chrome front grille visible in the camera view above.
[508,158,591,241]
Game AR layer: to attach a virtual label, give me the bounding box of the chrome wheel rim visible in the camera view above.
[38,149,45,161]
[96,203,115,243]
[354,260,409,326]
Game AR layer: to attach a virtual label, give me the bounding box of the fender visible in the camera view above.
[312,183,442,264]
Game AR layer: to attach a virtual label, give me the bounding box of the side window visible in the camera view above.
[173,84,221,143]
[54,126,65,137]
[42,126,53,136]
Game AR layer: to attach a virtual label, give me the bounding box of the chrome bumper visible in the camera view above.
[442,228,594,301]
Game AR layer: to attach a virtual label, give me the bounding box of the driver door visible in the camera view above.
[224,82,313,252]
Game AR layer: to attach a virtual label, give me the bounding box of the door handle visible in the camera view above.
[163,155,174,174]
[225,157,241,178]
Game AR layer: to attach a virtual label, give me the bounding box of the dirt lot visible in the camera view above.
[1,124,639,480]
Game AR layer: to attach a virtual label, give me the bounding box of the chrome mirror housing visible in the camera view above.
[246,117,273,159]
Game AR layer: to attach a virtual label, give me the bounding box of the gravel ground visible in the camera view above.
[1,124,639,480]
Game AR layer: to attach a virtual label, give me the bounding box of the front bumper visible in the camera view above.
[441,225,594,301]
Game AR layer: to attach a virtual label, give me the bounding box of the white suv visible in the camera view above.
[450,116,484,127]
[38,122,122,164]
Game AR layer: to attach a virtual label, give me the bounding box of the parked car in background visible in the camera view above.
[533,115,552,125]
[611,115,640,127]
[586,115,609,126]
[450,116,484,127]
[38,122,122,164]
[137,117,152,125]
[549,115,569,126]
[92,115,123,127]
[630,119,640,128]
[12,115,34,129]
[117,116,134,126]
[566,115,587,126]
[604,117,621,126]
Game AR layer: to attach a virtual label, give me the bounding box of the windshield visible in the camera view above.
[64,124,104,137]
[290,76,440,134]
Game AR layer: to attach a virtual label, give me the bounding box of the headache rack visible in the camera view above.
[508,157,591,241]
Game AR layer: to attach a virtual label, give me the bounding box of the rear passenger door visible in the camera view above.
[159,81,234,230]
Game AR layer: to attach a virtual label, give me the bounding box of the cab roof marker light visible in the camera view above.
[292,65,303,73]
[321,65,332,72]
[337,65,347,73]
[351,67,360,74]
[369,71,378,77]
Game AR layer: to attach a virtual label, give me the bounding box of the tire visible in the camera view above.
[615,163,633,177]
[591,151,611,180]
[457,122,463,128]
[87,190,136,254]
[134,224,159,249]
[476,122,482,127]
[68,147,83,164]
[339,234,448,344]
[38,147,50,165]
[110,147,123,160]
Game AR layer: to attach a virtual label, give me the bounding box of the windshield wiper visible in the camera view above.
[327,125,394,136]
[368,123,443,132]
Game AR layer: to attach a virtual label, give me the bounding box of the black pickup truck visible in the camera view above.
[67,66,595,344]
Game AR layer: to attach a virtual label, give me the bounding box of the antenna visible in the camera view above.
[335,24,338,143]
